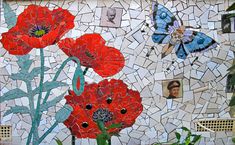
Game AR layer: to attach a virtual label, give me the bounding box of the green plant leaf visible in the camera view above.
[229,95,235,106]
[181,127,190,132]
[175,132,181,141]
[32,81,68,96]
[4,106,30,116]
[109,133,121,137]
[232,137,235,143]
[106,123,122,130]
[191,135,201,144]
[96,134,109,145]
[229,75,235,85]
[29,67,50,79]
[227,3,235,11]
[55,138,63,145]
[55,104,73,123]
[40,92,66,112]
[10,73,29,81]
[0,88,28,103]
[228,65,235,71]
[3,1,16,29]
[16,55,32,72]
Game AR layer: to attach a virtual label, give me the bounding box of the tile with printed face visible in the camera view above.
[162,79,183,99]
[100,7,123,28]
[222,13,235,33]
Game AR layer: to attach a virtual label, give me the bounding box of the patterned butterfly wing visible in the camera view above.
[175,43,189,59]
[183,30,218,53]
[152,2,178,44]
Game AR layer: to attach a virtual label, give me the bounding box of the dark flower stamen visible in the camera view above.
[121,108,127,114]
[92,108,113,123]
[86,104,92,110]
[106,97,112,104]
[30,25,49,38]
[82,122,89,128]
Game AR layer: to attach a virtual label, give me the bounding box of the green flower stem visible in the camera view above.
[108,139,111,145]
[42,56,84,104]
[33,49,45,145]
[25,81,34,145]
[38,122,58,143]
[96,120,111,145]
[36,56,84,143]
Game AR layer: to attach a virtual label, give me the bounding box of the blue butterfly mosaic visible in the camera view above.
[152,2,218,59]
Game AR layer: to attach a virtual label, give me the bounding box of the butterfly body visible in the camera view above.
[152,2,218,59]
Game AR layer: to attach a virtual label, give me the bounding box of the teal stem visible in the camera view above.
[42,56,84,104]
[26,81,34,145]
[38,122,58,143]
[35,56,85,143]
[33,49,45,145]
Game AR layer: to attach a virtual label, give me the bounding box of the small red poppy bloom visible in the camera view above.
[64,79,143,138]
[58,34,125,77]
[0,5,75,55]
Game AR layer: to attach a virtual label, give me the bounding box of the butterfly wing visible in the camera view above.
[175,42,189,59]
[152,2,178,34]
[183,30,218,53]
[152,2,178,44]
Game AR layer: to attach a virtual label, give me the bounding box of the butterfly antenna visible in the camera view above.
[185,25,201,29]
[190,56,199,66]
[146,46,155,57]
[166,61,176,71]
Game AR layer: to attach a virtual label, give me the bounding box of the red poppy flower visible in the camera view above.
[0,5,75,55]
[58,34,125,77]
[64,79,143,138]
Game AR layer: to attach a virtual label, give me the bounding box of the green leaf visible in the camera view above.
[29,67,50,79]
[96,134,108,145]
[55,104,73,123]
[228,65,235,71]
[232,137,235,143]
[106,123,122,130]
[227,3,235,11]
[109,133,121,137]
[55,138,63,145]
[181,127,190,132]
[40,92,66,112]
[191,135,201,144]
[0,88,28,103]
[4,106,30,116]
[3,1,16,29]
[229,75,235,85]
[229,95,235,106]
[175,132,181,141]
[10,72,30,81]
[16,55,32,72]
[32,81,68,96]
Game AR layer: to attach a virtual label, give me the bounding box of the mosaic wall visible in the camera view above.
[0,0,235,145]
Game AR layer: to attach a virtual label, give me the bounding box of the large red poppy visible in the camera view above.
[58,34,125,77]
[0,5,75,55]
[64,79,143,138]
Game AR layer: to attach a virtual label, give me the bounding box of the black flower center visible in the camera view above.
[121,108,127,114]
[92,108,113,123]
[30,25,49,38]
[86,104,92,110]
[82,122,89,128]
[106,97,112,104]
